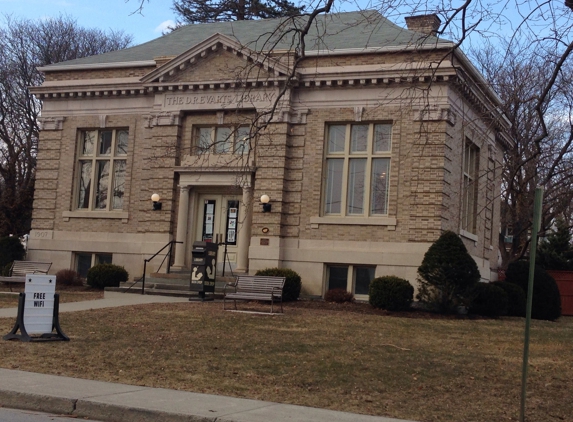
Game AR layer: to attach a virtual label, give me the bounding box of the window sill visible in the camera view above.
[460,229,478,242]
[310,216,396,227]
[62,211,129,223]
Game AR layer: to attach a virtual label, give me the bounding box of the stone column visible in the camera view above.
[235,185,253,273]
[173,185,190,269]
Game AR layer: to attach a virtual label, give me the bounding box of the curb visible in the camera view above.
[75,400,213,422]
[0,390,213,422]
[0,390,76,415]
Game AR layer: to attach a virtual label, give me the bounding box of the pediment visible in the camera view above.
[141,33,293,86]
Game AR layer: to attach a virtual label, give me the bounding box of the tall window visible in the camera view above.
[77,129,128,211]
[324,123,391,216]
[196,126,250,154]
[462,141,479,234]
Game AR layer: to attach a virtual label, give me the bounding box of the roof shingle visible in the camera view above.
[47,11,440,68]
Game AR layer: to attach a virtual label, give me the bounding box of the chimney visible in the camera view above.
[405,14,441,36]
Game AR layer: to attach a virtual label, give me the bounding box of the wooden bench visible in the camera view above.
[223,275,286,314]
[0,261,52,291]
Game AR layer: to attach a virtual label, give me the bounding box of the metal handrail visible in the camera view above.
[123,240,183,295]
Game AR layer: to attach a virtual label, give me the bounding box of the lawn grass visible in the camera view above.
[0,287,104,308]
[0,301,571,422]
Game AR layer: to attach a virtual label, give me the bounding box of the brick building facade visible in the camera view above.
[28,12,510,298]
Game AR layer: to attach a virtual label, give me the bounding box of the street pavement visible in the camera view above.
[0,291,419,422]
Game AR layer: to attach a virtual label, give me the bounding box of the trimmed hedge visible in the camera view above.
[505,261,561,321]
[493,281,526,317]
[254,268,302,301]
[417,231,480,313]
[369,276,414,311]
[469,283,508,317]
[87,263,128,290]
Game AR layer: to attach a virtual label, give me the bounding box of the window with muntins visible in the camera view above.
[77,129,128,211]
[327,265,376,297]
[196,126,250,154]
[324,123,391,216]
[462,140,479,234]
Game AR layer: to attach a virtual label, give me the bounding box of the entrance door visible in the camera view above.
[195,194,241,273]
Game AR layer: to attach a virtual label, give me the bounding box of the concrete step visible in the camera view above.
[106,268,246,298]
[106,286,223,299]
[107,279,231,298]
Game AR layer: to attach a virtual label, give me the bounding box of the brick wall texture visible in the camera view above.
[31,41,504,284]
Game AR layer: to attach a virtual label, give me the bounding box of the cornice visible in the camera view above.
[38,61,156,72]
[30,79,150,100]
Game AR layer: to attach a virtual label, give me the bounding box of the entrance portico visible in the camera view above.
[173,168,254,273]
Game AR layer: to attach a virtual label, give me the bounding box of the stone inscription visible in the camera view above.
[163,91,276,110]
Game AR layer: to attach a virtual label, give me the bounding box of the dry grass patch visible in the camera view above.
[0,301,571,422]
[0,286,104,308]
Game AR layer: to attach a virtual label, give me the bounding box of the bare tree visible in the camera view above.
[473,40,573,268]
[0,15,133,236]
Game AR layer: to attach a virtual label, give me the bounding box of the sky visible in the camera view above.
[0,0,568,55]
[0,0,178,45]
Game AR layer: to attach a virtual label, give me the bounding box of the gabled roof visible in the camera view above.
[42,10,442,69]
[140,33,293,85]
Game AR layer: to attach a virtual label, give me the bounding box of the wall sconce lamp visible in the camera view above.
[151,193,162,211]
[260,194,271,212]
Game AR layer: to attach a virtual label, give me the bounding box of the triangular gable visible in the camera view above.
[141,33,294,85]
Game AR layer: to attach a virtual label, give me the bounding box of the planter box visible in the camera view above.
[547,270,573,316]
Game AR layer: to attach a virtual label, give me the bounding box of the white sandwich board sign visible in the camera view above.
[23,274,56,334]
[3,273,68,342]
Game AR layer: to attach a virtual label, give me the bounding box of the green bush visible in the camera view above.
[369,276,414,311]
[324,288,354,303]
[537,217,573,271]
[469,283,508,317]
[56,269,84,287]
[87,263,128,290]
[254,268,302,301]
[0,236,25,269]
[416,231,481,313]
[505,261,561,321]
[493,281,526,317]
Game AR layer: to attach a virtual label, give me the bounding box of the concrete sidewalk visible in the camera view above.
[0,369,416,422]
[0,291,189,319]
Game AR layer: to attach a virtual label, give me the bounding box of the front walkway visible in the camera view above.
[0,291,189,319]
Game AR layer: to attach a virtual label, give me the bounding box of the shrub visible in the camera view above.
[1,262,12,277]
[87,263,129,290]
[416,231,481,313]
[493,281,526,317]
[369,276,414,311]
[505,261,561,321]
[56,269,84,287]
[324,288,354,303]
[0,236,26,269]
[469,283,508,317]
[254,268,302,301]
